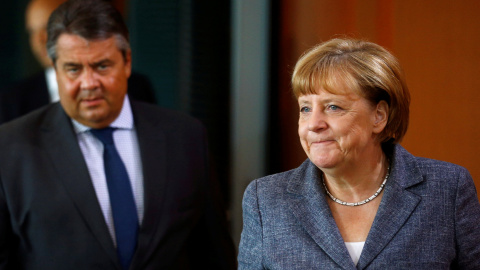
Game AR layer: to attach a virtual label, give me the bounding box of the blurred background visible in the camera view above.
[1,0,479,247]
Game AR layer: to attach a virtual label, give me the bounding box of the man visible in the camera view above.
[0,0,156,125]
[0,0,236,269]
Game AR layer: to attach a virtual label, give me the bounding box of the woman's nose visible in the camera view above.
[308,110,327,131]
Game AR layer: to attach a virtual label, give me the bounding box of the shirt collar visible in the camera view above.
[71,95,134,134]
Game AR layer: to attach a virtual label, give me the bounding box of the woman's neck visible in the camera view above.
[321,149,389,203]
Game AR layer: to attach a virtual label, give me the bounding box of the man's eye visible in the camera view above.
[67,68,79,74]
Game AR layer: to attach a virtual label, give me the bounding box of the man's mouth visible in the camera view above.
[81,96,104,106]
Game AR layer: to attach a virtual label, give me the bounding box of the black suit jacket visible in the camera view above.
[0,71,157,125]
[0,101,236,269]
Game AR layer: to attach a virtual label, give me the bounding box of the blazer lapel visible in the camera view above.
[357,145,423,269]
[40,104,120,266]
[287,161,357,270]
[129,103,169,269]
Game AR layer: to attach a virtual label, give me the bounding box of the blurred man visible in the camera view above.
[26,0,60,69]
[0,0,236,269]
[0,0,156,125]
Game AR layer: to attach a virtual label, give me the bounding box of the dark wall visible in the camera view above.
[0,1,42,88]
[127,0,232,205]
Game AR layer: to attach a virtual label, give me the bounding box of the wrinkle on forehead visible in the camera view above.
[56,34,120,64]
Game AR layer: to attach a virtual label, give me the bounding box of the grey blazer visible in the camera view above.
[238,144,480,269]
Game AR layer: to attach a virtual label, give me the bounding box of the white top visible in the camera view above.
[72,96,144,245]
[345,241,365,266]
[45,67,59,102]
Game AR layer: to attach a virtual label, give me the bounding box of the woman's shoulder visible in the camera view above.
[241,160,316,220]
[247,159,311,189]
[244,169,296,198]
[392,144,472,187]
[414,156,469,175]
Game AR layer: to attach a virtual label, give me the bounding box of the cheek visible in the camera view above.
[298,122,307,140]
[58,80,79,100]
[336,123,371,147]
[104,76,117,86]
[103,76,126,95]
[298,123,310,152]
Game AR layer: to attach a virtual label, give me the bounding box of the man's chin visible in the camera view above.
[77,111,114,128]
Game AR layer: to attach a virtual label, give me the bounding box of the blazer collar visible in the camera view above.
[286,144,424,270]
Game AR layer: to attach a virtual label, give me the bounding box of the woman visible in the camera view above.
[238,38,480,269]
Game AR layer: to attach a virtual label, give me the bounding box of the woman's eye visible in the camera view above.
[327,105,340,111]
[300,106,311,113]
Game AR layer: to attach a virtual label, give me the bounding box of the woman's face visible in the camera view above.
[298,88,386,170]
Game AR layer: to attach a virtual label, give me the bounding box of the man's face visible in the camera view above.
[55,34,131,128]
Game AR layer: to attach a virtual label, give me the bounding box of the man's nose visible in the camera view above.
[80,69,100,90]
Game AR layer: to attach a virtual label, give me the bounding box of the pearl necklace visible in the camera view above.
[322,166,390,207]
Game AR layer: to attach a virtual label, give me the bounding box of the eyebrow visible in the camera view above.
[61,59,113,69]
[62,62,82,69]
[92,59,113,67]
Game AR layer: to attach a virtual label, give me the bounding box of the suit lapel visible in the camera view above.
[40,104,120,266]
[357,145,423,269]
[129,103,168,269]
[287,161,357,270]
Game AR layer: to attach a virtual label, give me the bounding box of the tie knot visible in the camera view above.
[90,127,116,145]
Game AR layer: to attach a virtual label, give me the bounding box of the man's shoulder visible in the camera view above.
[0,103,60,134]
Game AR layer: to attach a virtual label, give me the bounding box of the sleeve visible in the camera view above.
[238,180,264,270]
[453,167,480,269]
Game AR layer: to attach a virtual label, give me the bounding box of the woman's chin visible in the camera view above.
[309,156,341,170]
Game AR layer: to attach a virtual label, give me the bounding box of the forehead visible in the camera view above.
[55,34,121,63]
[311,74,361,97]
[298,87,361,102]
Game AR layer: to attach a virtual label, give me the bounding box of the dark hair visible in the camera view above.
[46,0,130,64]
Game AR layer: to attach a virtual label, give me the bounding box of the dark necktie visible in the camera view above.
[90,127,138,270]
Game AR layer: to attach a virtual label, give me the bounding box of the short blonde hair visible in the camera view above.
[292,38,410,144]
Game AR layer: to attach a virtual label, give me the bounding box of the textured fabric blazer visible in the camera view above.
[0,101,236,269]
[238,144,480,269]
[0,71,157,125]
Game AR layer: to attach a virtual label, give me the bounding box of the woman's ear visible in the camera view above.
[373,100,388,134]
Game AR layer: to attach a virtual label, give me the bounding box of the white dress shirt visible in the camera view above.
[345,241,365,266]
[71,96,144,245]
